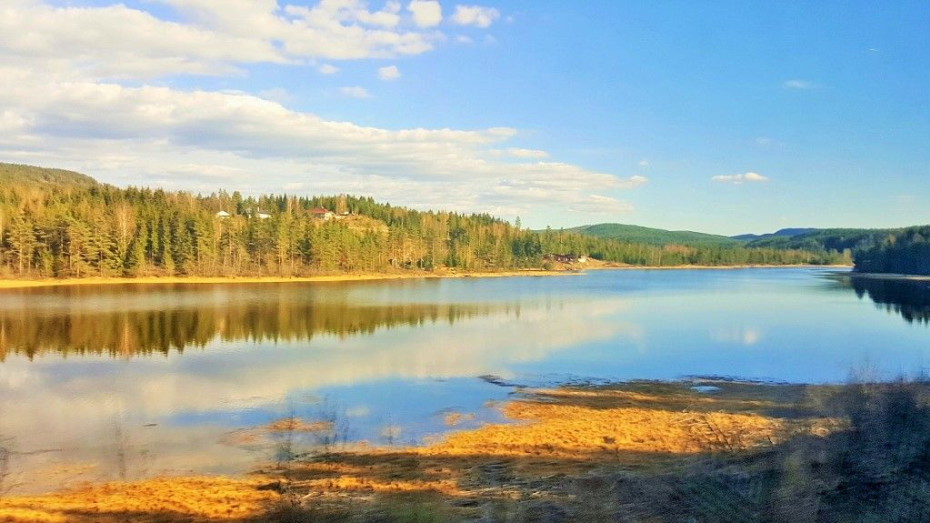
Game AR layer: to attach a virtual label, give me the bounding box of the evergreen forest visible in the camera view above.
[854,226,930,276]
[0,163,848,279]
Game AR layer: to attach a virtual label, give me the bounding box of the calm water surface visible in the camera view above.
[1,268,929,493]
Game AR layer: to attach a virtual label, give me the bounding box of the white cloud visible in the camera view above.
[452,5,500,28]
[638,159,649,168]
[339,86,372,98]
[783,79,815,90]
[259,88,290,103]
[712,172,770,184]
[407,0,442,28]
[493,148,548,159]
[0,2,632,222]
[0,3,282,78]
[378,65,401,81]
[0,1,443,81]
[619,175,649,189]
[0,69,638,218]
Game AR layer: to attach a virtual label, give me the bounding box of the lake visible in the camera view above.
[1,267,929,494]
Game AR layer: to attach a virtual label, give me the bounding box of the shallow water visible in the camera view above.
[0,268,928,493]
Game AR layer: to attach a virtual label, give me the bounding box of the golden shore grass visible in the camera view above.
[0,382,841,521]
[425,398,783,458]
[0,476,279,522]
[273,382,839,507]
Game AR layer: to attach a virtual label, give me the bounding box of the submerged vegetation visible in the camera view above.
[0,162,846,280]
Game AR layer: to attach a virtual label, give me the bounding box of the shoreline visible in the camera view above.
[0,269,572,290]
[590,263,852,271]
[0,264,851,290]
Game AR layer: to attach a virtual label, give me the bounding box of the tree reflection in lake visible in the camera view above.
[0,283,510,359]
[0,280,614,494]
[843,276,930,325]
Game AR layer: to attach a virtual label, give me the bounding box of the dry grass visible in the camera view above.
[254,380,842,521]
[426,400,784,459]
[0,476,279,522]
[0,380,869,522]
[265,418,333,434]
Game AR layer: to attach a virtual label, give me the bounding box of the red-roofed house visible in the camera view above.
[310,208,335,221]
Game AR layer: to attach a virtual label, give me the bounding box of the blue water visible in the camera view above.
[0,268,928,492]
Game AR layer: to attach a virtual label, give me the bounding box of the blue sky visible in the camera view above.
[0,0,927,234]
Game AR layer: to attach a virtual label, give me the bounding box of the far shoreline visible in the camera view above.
[590,263,852,271]
[0,269,573,290]
[0,264,852,290]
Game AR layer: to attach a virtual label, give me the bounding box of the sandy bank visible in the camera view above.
[0,269,571,290]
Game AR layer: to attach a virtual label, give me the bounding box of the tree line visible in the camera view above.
[0,164,847,279]
[854,226,930,276]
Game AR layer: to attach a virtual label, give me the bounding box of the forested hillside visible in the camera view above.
[745,228,899,254]
[854,226,930,276]
[0,163,99,188]
[565,223,741,247]
[0,163,845,279]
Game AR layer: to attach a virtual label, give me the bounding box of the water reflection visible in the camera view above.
[3,270,930,494]
[0,283,510,359]
[0,281,631,494]
[834,276,930,325]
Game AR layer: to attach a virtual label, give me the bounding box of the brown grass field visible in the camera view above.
[0,379,858,522]
[3,378,929,521]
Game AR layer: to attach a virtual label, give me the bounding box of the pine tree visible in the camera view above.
[8,211,36,275]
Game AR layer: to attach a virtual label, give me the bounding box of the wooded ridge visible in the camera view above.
[0,163,847,279]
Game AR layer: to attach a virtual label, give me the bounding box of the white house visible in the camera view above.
[310,208,335,221]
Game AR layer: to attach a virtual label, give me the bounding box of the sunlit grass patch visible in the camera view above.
[0,476,279,522]
[6,379,925,522]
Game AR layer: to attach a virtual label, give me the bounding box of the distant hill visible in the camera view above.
[745,228,900,253]
[564,223,743,247]
[0,162,99,188]
[731,228,818,242]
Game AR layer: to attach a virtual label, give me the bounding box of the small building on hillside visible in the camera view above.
[545,253,583,264]
[246,208,271,220]
[310,208,335,221]
[215,211,231,218]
